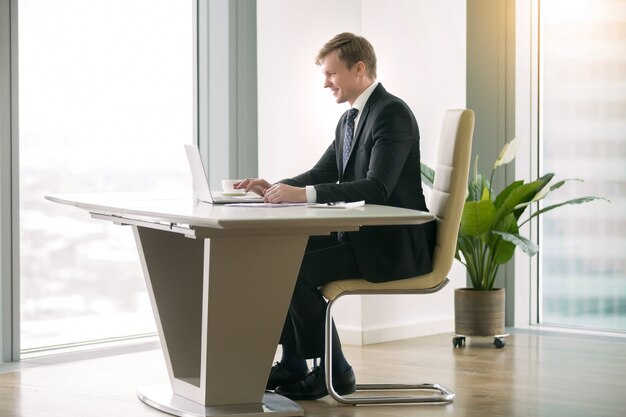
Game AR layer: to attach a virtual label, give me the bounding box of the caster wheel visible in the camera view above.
[453,336,465,348]
[494,337,506,348]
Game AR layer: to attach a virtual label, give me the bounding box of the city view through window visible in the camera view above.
[19,0,193,350]
[540,0,626,331]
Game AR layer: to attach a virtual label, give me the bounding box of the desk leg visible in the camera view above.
[133,226,306,416]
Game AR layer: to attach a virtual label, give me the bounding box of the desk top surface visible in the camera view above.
[46,192,436,230]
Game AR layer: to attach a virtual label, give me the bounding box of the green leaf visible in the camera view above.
[460,200,495,237]
[515,173,555,217]
[490,214,518,264]
[523,178,583,206]
[494,173,554,225]
[492,231,538,257]
[492,241,515,264]
[492,213,518,234]
[468,173,490,202]
[481,186,491,201]
[550,178,583,192]
[521,196,610,226]
[420,163,435,189]
[494,180,524,209]
[457,235,482,289]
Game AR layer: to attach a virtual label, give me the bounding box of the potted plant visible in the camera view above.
[421,138,607,348]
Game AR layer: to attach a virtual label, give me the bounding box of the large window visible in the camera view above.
[540,0,626,330]
[19,0,193,350]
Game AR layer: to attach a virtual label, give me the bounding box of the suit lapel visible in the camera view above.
[342,84,384,176]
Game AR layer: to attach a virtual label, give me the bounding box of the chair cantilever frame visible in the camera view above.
[321,109,475,405]
[324,280,455,405]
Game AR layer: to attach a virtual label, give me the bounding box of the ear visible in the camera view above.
[355,61,366,75]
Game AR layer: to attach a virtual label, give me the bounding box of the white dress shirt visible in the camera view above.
[306,81,380,203]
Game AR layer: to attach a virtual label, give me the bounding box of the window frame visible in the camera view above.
[515,0,542,327]
[0,0,20,362]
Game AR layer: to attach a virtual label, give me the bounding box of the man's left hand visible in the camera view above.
[264,184,307,203]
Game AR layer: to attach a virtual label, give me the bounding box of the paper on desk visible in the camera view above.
[225,202,309,208]
[307,200,365,209]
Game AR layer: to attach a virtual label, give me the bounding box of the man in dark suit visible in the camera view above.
[236,32,436,400]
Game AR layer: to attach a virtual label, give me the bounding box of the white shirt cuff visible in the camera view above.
[305,186,317,203]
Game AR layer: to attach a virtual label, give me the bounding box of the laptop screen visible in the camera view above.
[184,144,214,203]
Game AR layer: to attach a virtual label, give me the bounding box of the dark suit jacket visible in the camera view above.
[281,84,436,282]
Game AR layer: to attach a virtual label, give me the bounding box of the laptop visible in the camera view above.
[184,144,265,204]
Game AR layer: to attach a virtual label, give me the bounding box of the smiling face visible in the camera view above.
[320,50,371,106]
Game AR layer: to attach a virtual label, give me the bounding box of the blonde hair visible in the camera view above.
[316,32,377,79]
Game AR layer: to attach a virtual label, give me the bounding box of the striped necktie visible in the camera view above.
[342,108,359,171]
[337,108,359,243]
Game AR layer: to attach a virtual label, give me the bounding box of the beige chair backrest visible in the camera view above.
[427,109,474,279]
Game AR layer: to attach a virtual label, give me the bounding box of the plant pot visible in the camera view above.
[454,288,505,336]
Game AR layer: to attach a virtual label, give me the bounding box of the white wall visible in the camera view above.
[361,0,467,169]
[257,0,467,344]
[257,0,361,182]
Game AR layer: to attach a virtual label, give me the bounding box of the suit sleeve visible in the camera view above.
[314,101,415,204]
[279,141,339,187]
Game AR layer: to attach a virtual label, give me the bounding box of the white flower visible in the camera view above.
[494,137,519,169]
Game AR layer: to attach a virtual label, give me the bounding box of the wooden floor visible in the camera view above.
[1,331,625,417]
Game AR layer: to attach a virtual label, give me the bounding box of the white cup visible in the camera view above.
[222,179,244,194]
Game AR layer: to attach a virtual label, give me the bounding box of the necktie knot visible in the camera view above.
[347,108,359,122]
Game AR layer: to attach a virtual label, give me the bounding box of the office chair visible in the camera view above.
[320,109,475,405]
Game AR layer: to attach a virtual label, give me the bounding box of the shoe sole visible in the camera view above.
[266,374,308,391]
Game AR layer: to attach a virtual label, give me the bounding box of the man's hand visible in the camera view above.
[235,179,306,203]
[234,178,272,196]
[264,184,307,203]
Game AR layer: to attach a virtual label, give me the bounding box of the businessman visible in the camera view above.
[236,33,436,400]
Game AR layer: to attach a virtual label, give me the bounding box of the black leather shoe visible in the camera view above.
[266,362,308,391]
[275,366,356,400]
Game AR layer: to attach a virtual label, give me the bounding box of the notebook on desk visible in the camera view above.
[184,144,265,204]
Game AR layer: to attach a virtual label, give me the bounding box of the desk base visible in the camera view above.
[138,385,304,417]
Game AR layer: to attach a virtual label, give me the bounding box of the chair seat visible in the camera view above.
[321,271,446,301]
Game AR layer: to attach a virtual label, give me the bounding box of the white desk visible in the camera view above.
[46,193,436,417]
